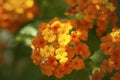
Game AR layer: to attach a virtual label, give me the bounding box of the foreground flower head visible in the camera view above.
[31,18,91,78]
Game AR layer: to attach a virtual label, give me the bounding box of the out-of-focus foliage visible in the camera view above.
[0,0,120,80]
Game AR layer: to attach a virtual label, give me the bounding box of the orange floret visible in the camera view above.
[91,70,104,80]
[40,57,57,76]
[65,46,75,59]
[31,50,42,65]
[71,57,85,70]
[80,43,91,59]
[40,63,54,76]
[32,37,47,48]
[54,65,64,78]
[74,41,91,59]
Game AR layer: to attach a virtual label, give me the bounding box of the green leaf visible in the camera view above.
[75,13,84,19]
[90,50,107,67]
[67,13,84,19]
[85,26,101,54]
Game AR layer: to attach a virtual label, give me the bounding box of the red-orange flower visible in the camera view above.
[71,57,85,70]
[32,37,47,48]
[91,70,104,80]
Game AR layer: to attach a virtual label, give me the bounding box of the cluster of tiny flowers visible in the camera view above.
[0,0,39,33]
[92,28,120,80]
[65,0,117,36]
[31,18,91,78]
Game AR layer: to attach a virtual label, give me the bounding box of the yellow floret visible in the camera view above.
[42,28,56,42]
[40,45,55,57]
[110,30,120,42]
[58,34,70,46]
[101,0,109,4]
[58,23,72,34]
[50,21,61,28]
[106,3,115,11]
[55,47,68,63]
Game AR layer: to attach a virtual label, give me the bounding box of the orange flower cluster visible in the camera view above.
[0,0,39,33]
[100,28,120,73]
[31,18,91,78]
[91,28,120,80]
[65,0,117,36]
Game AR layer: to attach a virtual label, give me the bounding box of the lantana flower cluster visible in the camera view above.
[31,18,91,78]
[65,0,117,36]
[92,28,120,80]
[0,0,39,33]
